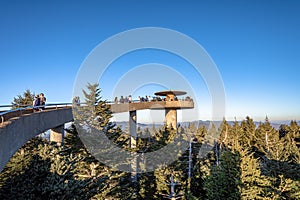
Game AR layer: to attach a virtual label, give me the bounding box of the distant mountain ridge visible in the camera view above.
[114,120,300,130]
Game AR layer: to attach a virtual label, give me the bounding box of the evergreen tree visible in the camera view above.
[255,117,280,158]
[4,88,300,199]
[188,125,207,199]
[11,89,35,109]
[206,123,218,145]
[219,119,231,147]
[0,137,108,199]
[74,83,115,132]
[239,148,271,199]
[230,120,243,150]
[283,121,300,163]
[204,149,241,200]
[194,125,207,144]
[240,116,256,148]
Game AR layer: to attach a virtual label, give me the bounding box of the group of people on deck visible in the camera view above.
[33,93,46,111]
[115,95,132,104]
[113,94,193,104]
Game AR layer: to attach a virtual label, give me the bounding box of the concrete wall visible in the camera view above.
[0,108,73,172]
[1,109,34,124]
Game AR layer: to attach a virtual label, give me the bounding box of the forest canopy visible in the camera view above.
[0,86,299,199]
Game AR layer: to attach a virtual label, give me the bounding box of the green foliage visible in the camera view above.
[204,150,241,200]
[2,89,300,200]
[239,148,270,199]
[0,137,107,199]
[240,116,256,147]
[11,89,35,109]
[255,118,280,158]
[74,83,115,132]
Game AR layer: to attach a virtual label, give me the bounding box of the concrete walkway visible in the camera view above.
[0,100,194,172]
[0,107,73,172]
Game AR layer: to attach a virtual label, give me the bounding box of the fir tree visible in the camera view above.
[219,119,231,147]
[11,89,35,109]
[74,83,115,132]
[239,148,271,199]
[240,116,256,148]
[255,117,279,158]
[204,149,241,200]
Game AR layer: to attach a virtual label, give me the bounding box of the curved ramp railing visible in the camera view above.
[0,103,72,125]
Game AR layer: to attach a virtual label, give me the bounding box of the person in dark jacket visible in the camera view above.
[33,95,40,111]
[39,93,46,110]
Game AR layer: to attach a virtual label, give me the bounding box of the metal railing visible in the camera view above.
[0,99,194,125]
[0,103,72,125]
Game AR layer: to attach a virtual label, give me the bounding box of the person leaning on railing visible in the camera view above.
[33,95,40,111]
[40,93,46,110]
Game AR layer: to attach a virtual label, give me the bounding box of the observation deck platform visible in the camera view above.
[110,100,194,113]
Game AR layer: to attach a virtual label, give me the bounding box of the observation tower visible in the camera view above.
[154,90,193,129]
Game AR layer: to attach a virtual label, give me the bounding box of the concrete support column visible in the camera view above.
[129,110,137,148]
[50,124,64,146]
[165,109,177,129]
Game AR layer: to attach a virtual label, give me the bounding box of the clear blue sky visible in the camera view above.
[0,0,299,122]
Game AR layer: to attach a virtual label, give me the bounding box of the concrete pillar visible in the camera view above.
[50,124,64,146]
[165,109,177,129]
[129,110,137,148]
[166,93,175,101]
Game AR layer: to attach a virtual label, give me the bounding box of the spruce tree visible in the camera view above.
[239,147,271,199]
[240,116,256,148]
[204,149,241,200]
[11,89,35,109]
[218,119,231,147]
[255,117,280,158]
[74,83,115,132]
